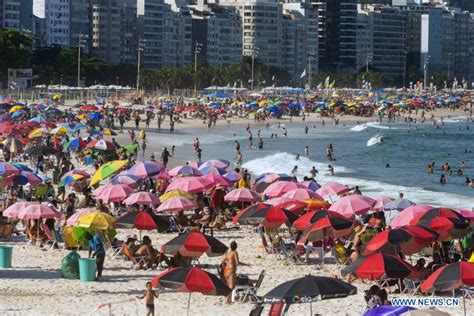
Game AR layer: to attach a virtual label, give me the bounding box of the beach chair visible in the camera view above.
[462,287,474,299]
[402,279,421,295]
[122,244,147,269]
[232,270,266,303]
[276,239,301,264]
[40,223,57,250]
[98,232,122,259]
[257,232,276,257]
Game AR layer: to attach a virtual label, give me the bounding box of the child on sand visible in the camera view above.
[137,282,159,316]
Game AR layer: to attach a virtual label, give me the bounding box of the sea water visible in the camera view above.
[149,119,474,210]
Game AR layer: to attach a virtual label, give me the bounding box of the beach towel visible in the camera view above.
[61,251,81,279]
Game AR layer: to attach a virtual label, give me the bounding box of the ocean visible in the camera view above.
[147,117,474,210]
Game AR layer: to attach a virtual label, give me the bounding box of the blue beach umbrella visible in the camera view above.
[363,305,415,316]
[29,116,47,124]
[11,162,33,172]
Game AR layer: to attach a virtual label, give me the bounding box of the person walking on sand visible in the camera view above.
[234,150,242,166]
[136,281,159,316]
[141,140,147,157]
[221,241,249,304]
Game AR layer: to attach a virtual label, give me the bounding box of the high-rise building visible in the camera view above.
[142,0,167,69]
[69,0,92,53]
[313,0,357,74]
[3,0,21,30]
[44,0,70,47]
[282,2,318,82]
[452,9,471,80]
[91,0,121,64]
[120,0,138,65]
[470,14,474,83]
[0,0,4,29]
[164,0,193,67]
[20,0,34,32]
[357,4,407,79]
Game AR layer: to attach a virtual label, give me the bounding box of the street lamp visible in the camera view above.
[251,47,259,90]
[423,54,430,89]
[366,53,373,73]
[194,41,202,96]
[136,39,146,94]
[77,34,88,88]
[307,52,316,89]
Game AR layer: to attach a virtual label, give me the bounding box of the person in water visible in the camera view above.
[439,174,446,184]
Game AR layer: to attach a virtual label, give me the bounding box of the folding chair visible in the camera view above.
[402,279,421,295]
[462,287,474,299]
[122,244,147,269]
[40,223,57,250]
[257,232,276,257]
[331,247,350,277]
[233,270,266,303]
[276,239,301,264]
[98,231,122,259]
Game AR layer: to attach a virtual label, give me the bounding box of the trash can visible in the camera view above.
[78,258,96,282]
[0,245,13,268]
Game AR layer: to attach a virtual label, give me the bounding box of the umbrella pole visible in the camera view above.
[37,221,40,246]
[463,286,466,316]
[310,300,313,316]
[187,293,191,316]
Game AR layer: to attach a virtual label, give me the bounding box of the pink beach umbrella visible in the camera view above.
[200,159,230,169]
[66,207,96,226]
[373,196,395,211]
[153,168,170,180]
[316,182,349,197]
[18,203,62,220]
[165,177,213,193]
[2,201,33,218]
[110,174,142,187]
[169,165,203,177]
[454,209,474,222]
[186,160,202,169]
[329,195,376,218]
[128,161,165,179]
[389,205,434,228]
[95,184,134,203]
[224,188,261,203]
[282,188,323,201]
[264,196,295,206]
[201,174,232,188]
[263,181,306,198]
[156,197,196,212]
[123,191,160,206]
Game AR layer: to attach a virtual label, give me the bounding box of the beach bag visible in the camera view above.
[61,251,81,279]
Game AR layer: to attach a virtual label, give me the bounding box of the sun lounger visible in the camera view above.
[122,244,147,269]
[232,270,265,303]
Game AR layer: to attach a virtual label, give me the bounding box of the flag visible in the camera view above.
[324,76,330,88]
[329,80,336,88]
[300,69,306,78]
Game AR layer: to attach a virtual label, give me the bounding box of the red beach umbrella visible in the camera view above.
[341,253,413,280]
[161,231,228,258]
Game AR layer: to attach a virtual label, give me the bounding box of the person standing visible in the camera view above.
[161,147,171,166]
[84,232,105,280]
[221,241,249,304]
[136,281,159,316]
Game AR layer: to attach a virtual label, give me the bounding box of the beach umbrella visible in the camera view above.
[264,196,295,206]
[159,190,196,202]
[263,181,306,198]
[223,171,241,182]
[0,162,20,176]
[61,169,90,180]
[298,212,354,243]
[59,174,85,187]
[169,165,203,177]
[224,188,260,202]
[263,275,357,315]
[273,200,307,215]
[50,126,70,135]
[420,261,474,316]
[201,174,232,188]
[64,137,87,149]
[282,188,323,201]
[254,173,294,192]
[17,203,62,220]
[25,145,57,156]
[411,208,470,240]
[80,105,98,111]
[86,139,116,151]
[454,209,474,222]
[156,197,196,212]
[245,206,298,228]
[90,160,128,186]
[110,173,142,187]
[300,180,321,191]
[341,253,413,280]
[123,191,160,206]
[162,231,228,257]
[2,172,42,186]
[115,211,169,232]
[2,201,33,218]
[28,116,47,124]
[27,127,49,138]
[328,195,376,218]
[95,184,134,203]
[118,143,139,153]
[294,209,353,231]
[233,203,268,225]
[151,267,231,315]
[101,128,117,136]
[364,306,416,316]
[0,123,21,135]
[199,159,230,169]
[198,165,226,176]
[10,162,32,172]
[66,208,96,226]
[76,211,116,230]
[373,196,395,211]
[316,182,349,197]
[128,161,165,179]
[389,205,434,228]
[384,198,416,211]
[186,161,202,169]
[165,177,213,194]
[363,225,439,256]
[302,199,331,210]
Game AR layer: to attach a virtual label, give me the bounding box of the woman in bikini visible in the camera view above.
[221,241,249,303]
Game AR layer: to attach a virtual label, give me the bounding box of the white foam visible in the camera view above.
[242,152,473,209]
[350,124,368,132]
[442,116,470,123]
[367,134,384,147]
[366,122,395,130]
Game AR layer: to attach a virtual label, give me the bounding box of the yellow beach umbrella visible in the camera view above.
[28,127,48,138]
[76,211,115,230]
[159,189,196,202]
[90,160,128,186]
[9,105,23,113]
[77,114,89,120]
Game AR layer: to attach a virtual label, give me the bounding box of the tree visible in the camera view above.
[0,29,33,84]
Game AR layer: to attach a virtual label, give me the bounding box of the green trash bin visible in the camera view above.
[0,245,13,268]
[78,258,96,282]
